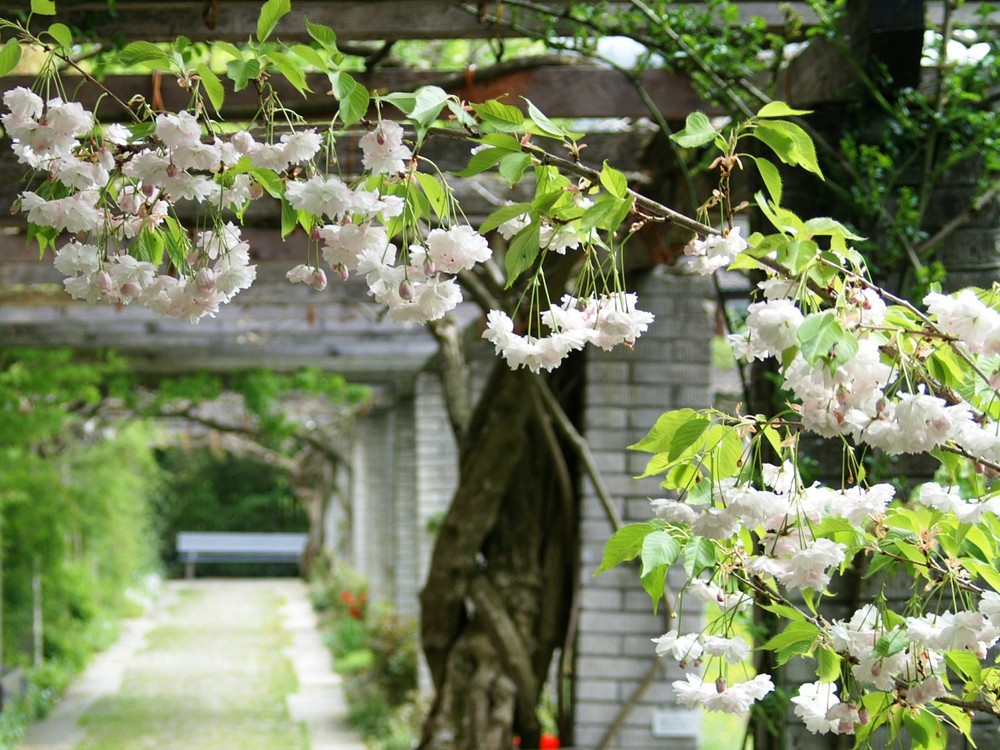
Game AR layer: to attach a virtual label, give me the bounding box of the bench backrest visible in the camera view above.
[176,532,308,556]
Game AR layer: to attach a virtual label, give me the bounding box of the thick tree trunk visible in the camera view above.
[419,358,581,750]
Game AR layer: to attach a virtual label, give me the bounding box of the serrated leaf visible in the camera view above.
[629,408,701,453]
[641,565,668,614]
[524,98,569,139]
[213,41,244,61]
[945,650,982,682]
[473,99,524,132]
[872,628,908,658]
[595,521,660,574]
[196,63,224,112]
[415,172,447,219]
[661,463,702,492]
[762,621,820,664]
[756,101,812,118]
[753,119,823,178]
[480,203,531,235]
[599,161,628,199]
[408,86,451,129]
[30,0,57,15]
[498,151,531,187]
[668,417,710,461]
[815,646,840,682]
[751,155,782,205]
[118,41,171,67]
[454,147,507,178]
[250,168,283,198]
[504,222,540,286]
[280,196,297,238]
[46,22,73,49]
[267,51,310,95]
[305,17,337,49]
[682,536,716,579]
[291,43,327,70]
[640,530,680,577]
[797,312,859,370]
[0,39,22,78]
[257,0,291,42]
[669,111,717,148]
[227,57,261,92]
[330,71,369,127]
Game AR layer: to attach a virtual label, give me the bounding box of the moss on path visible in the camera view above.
[75,580,308,750]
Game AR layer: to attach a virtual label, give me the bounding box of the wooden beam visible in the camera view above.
[0,66,715,121]
[1,1,828,42]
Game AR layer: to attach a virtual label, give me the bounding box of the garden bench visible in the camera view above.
[176,532,308,578]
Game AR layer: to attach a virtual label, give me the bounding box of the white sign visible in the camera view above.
[651,708,700,738]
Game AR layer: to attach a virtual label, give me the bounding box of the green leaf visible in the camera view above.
[754,191,806,235]
[599,161,628,199]
[330,71,369,127]
[668,417,710,461]
[415,172,447,219]
[751,155,782,206]
[797,312,860,370]
[902,709,946,750]
[266,51,310,95]
[257,0,291,42]
[640,530,681,577]
[473,100,524,132]
[409,86,451,129]
[641,565,668,613]
[872,627,908,658]
[196,63,225,112]
[280,197,297,238]
[0,39,22,77]
[660,463,702,492]
[756,101,812,118]
[504,222,540,286]
[753,119,823,178]
[304,17,337,49]
[480,203,531,234]
[762,621,820,665]
[454,147,507,178]
[815,646,840,682]
[250,168,283,199]
[682,537,716,579]
[524,98,574,139]
[226,58,261,92]
[595,521,661,574]
[30,0,57,15]
[629,409,701,453]
[291,43,327,70]
[945,650,982,682]
[46,22,73,49]
[118,41,171,67]
[213,41,244,61]
[498,152,531,187]
[669,112,717,148]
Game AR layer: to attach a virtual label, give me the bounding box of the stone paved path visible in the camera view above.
[19,579,366,750]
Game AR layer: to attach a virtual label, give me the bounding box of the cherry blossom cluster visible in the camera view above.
[672,673,775,714]
[483,293,654,373]
[5,88,656,364]
[724,276,1000,463]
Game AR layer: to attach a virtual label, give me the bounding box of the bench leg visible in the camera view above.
[185,561,195,580]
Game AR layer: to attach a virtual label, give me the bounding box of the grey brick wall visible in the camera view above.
[575,268,712,750]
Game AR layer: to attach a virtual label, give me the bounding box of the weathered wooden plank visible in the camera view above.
[0,1,830,42]
[0,66,713,121]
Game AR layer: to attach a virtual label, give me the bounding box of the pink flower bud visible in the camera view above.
[97,270,113,295]
[398,279,414,301]
[195,267,217,291]
[337,264,349,282]
[311,225,323,241]
[248,183,264,200]
[120,281,142,298]
[311,268,327,291]
[715,677,726,694]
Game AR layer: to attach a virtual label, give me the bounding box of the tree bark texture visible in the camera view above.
[419,357,582,750]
